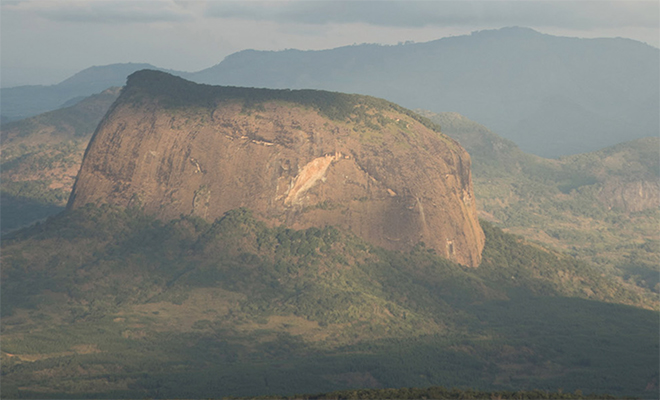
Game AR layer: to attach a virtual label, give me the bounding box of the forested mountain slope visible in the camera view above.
[2,206,656,398]
[420,110,660,294]
[0,88,121,232]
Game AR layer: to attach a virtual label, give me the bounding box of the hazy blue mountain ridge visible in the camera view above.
[0,63,186,121]
[0,88,121,232]
[189,27,659,157]
[2,28,657,157]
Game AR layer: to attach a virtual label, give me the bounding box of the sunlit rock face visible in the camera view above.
[69,70,484,267]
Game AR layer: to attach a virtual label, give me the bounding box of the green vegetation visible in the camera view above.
[0,140,85,232]
[422,111,660,295]
[1,206,657,398]
[239,386,629,399]
[0,87,118,233]
[0,181,67,232]
[125,70,443,133]
[1,140,83,173]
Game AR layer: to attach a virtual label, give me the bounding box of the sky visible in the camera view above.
[1,0,659,87]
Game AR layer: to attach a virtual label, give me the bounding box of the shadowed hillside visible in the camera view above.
[0,88,121,232]
[1,205,656,398]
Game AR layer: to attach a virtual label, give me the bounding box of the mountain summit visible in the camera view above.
[189,27,659,157]
[68,71,484,266]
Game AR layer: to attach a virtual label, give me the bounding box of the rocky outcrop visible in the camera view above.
[597,179,660,213]
[68,71,484,266]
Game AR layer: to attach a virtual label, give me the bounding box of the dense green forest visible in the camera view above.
[2,206,657,398]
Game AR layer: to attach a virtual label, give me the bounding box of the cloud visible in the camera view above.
[204,1,659,30]
[3,0,195,24]
[5,1,656,30]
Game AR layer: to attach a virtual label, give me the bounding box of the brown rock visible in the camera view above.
[597,179,660,213]
[68,71,484,266]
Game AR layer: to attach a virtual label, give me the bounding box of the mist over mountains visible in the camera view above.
[190,27,658,158]
[0,63,185,123]
[3,28,658,157]
[1,26,658,398]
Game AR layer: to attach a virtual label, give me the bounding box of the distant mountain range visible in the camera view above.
[2,27,658,157]
[0,63,186,122]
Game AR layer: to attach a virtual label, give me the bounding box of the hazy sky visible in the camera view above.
[1,0,658,87]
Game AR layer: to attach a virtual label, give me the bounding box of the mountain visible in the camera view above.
[1,205,656,398]
[415,111,529,178]
[1,87,121,145]
[0,63,185,121]
[2,82,656,290]
[68,70,484,266]
[188,27,659,158]
[4,28,656,157]
[2,82,657,288]
[420,110,660,293]
[0,88,121,232]
[2,70,657,399]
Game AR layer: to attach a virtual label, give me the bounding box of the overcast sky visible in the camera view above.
[1,0,658,87]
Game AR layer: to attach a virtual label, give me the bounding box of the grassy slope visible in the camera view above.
[1,206,657,398]
[419,111,659,295]
[0,88,120,232]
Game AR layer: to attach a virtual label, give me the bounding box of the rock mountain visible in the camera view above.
[189,27,659,158]
[68,71,484,267]
[4,28,657,157]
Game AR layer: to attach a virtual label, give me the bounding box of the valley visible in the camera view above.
[1,26,658,400]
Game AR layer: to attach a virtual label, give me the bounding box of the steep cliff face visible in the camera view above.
[69,71,484,266]
[596,179,660,212]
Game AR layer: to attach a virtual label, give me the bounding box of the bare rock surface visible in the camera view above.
[69,71,484,266]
